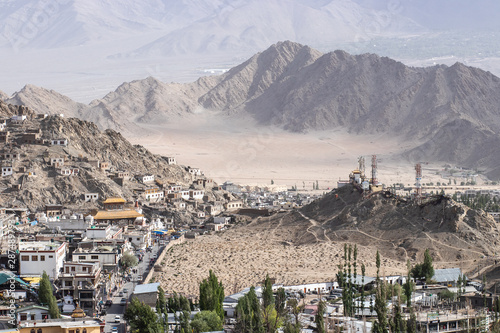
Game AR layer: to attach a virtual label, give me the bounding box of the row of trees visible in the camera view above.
[125,270,224,333]
[235,274,287,333]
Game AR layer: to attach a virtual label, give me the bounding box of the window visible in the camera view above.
[40,255,45,261]
[78,256,86,260]
[21,255,29,261]
[65,281,72,287]
[37,329,42,333]
[71,267,75,272]
[91,255,98,260]
[32,255,38,261]
[82,267,87,271]
[21,314,27,321]
[83,329,87,333]
[30,329,34,333]
[49,255,53,258]
[31,314,35,320]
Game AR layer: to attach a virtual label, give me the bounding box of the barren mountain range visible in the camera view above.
[3,41,500,178]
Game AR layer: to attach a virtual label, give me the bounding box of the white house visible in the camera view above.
[50,138,68,146]
[72,247,120,267]
[137,174,155,183]
[214,216,231,225]
[123,231,151,249]
[50,157,65,167]
[225,200,243,211]
[188,168,202,176]
[19,241,67,279]
[85,193,99,202]
[11,115,26,123]
[189,190,205,200]
[166,157,176,165]
[144,187,164,201]
[1,165,13,177]
[180,190,190,200]
[57,167,79,176]
[16,305,50,322]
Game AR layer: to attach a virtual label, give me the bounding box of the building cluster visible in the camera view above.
[221,268,494,333]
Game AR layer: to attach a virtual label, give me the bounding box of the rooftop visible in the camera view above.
[19,241,65,251]
[134,282,160,294]
[102,197,126,204]
[432,268,463,283]
[21,318,102,328]
[92,209,142,220]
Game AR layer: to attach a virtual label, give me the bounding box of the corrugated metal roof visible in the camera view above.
[134,282,160,294]
[432,268,463,283]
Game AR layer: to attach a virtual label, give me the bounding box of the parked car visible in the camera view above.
[118,291,124,297]
[111,327,118,332]
[123,288,128,294]
[120,298,127,306]
[105,300,113,306]
[114,315,120,323]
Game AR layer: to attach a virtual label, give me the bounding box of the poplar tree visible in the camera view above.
[315,301,326,333]
[199,270,225,322]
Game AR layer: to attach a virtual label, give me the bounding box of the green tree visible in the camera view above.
[39,271,60,318]
[315,301,325,333]
[373,262,388,333]
[191,310,222,333]
[389,295,405,333]
[411,249,434,282]
[403,260,414,308]
[262,274,282,333]
[285,298,302,332]
[235,286,263,333]
[125,297,163,333]
[199,270,225,322]
[271,180,274,185]
[157,286,167,331]
[407,308,417,333]
[38,271,52,306]
[179,295,192,333]
[422,249,435,282]
[48,295,60,319]
[275,287,286,318]
[121,252,139,268]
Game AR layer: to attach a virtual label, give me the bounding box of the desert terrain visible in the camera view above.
[131,118,448,190]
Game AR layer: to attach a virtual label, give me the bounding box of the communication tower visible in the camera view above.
[371,155,378,185]
[415,163,422,203]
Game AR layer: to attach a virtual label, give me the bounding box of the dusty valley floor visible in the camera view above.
[130,119,449,190]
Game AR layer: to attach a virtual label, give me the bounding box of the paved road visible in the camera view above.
[102,244,161,333]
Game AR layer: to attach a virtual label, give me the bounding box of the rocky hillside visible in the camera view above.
[0,101,193,211]
[240,184,500,276]
[6,41,500,177]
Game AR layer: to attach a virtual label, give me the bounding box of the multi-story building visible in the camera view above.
[19,241,67,279]
[58,261,102,316]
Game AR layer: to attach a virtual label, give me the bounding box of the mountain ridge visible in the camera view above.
[5,41,500,177]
